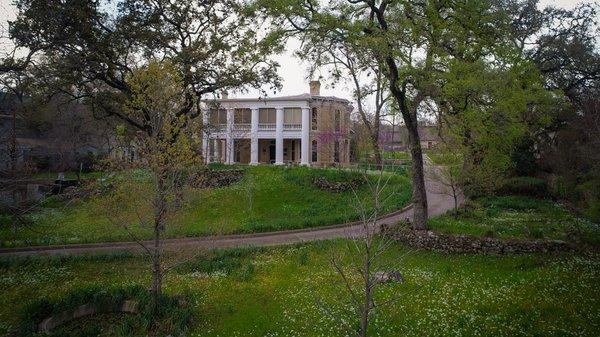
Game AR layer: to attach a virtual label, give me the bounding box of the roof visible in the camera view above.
[202,93,351,104]
[379,124,442,143]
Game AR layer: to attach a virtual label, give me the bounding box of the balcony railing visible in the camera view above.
[233,123,251,131]
[258,123,276,130]
[284,123,302,130]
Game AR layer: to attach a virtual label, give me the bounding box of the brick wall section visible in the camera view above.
[310,100,351,166]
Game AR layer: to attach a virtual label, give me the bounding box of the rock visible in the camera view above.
[191,169,245,188]
[373,271,404,284]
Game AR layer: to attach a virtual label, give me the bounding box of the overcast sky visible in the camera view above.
[0,0,593,101]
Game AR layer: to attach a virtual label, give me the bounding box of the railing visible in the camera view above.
[233,123,251,131]
[284,123,302,130]
[258,123,276,130]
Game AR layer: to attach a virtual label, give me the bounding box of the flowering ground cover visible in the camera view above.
[0,166,410,247]
[429,196,600,245]
[1,240,598,336]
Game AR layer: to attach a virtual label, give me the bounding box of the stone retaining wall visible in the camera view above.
[385,228,580,254]
[190,169,245,189]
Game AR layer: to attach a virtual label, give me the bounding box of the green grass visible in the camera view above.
[429,196,600,245]
[382,151,411,160]
[0,166,411,247]
[0,241,598,336]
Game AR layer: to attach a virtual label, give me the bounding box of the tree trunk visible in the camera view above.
[151,173,167,311]
[371,133,383,170]
[360,256,372,337]
[406,120,428,230]
[151,227,162,309]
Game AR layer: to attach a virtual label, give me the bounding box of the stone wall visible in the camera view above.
[190,169,245,189]
[385,228,583,254]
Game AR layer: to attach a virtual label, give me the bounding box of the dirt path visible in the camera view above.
[0,168,462,256]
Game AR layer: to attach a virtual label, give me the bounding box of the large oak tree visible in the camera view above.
[262,0,507,229]
[2,0,285,135]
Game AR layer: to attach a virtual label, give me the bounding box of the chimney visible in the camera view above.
[222,91,229,99]
[309,80,321,96]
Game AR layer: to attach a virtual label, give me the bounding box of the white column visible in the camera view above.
[250,108,259,165]
[301,107,310,166]
[226,108,234,164]
[275,107,284,165]
[202,108,210,164]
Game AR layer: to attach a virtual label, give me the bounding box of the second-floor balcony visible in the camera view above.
[284,123,302,130]
[259,123,276,130]
[233,123,251,131]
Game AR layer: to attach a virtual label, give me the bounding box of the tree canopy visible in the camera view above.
[2,0,285,134]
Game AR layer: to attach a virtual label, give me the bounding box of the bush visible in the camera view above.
[498,177,548,197]
[18,284,193,336]
[483,195,548,211]
[584,201,600,223]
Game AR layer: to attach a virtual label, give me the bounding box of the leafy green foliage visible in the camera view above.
[499,177,548,197]
[440,60,562,194]
[429,196,600,245]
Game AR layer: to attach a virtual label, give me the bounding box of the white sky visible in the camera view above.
[0,0,593,102]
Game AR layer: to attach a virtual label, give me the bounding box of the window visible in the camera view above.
[259,108,276,123]
[209,109,227,125]
[311,108,318,130]
[234,108,251,124]
[334,110,341,132]
[311,140,318,162]
[334,141,340,163]
[284,108,302,124]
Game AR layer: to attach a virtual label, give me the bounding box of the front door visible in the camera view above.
[269,140,276,164]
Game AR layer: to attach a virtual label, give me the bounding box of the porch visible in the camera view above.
[208,138,302,165]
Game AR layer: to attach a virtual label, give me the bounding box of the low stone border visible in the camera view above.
[190,169,245,188]
[385,228,581,254]
[37,300,138,333]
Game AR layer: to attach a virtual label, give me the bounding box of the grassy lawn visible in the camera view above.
[429,196,600,245]
[1,241,598,336]
[0,166,411,247]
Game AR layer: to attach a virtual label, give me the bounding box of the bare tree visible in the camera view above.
[300,38,392,169]
[325,170,407,337]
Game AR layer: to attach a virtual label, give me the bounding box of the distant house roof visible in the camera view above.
[379,124,442,144]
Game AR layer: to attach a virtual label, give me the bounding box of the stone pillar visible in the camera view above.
[301,107,310,166]
[202,108,210,164]
[250,108,259,165]
[275,107,284,165]
[226,108,234,164]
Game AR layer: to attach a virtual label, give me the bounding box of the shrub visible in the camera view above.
[483,196,548,211]
[18,284,193,336]
[584,201,600,223]
[498,177,548,197]
[190,169,245,189]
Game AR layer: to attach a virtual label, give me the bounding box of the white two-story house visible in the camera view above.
[202,81,352,166]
